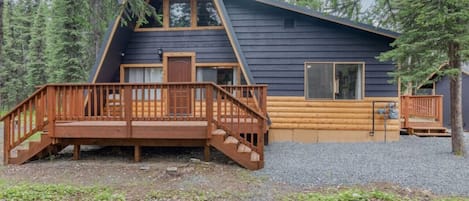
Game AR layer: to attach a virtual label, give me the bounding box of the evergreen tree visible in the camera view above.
[26,0,49,92]
[0,0,27,108]
[46,0,90,82]
[380,0,469,155]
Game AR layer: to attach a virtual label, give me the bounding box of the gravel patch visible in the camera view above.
[257,133,469,196]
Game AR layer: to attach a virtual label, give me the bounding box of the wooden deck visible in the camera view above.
[1,83,268,170]
[400,95,447,136]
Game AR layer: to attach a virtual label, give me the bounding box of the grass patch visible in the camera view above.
[147,190,251,201]
[282,189,469,201]
[0,180,126,201]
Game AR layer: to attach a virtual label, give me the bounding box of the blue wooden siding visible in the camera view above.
[122,30,237,64]
[224,0,398,97]
[90,22,133,83]
[435,74,469,131]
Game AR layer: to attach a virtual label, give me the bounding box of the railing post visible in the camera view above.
[437,96,443,126]
[261,86,267,116]
[206,84,213,139]
[124,85,133,138]
[4,116,11,164]
[403,96,409,128]
[47,86,56,138]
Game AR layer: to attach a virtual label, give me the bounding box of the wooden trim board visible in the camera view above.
[269,129,400,143]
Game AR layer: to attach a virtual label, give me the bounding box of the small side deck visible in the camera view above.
[400,95,448,136]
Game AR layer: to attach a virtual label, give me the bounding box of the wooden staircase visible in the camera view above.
[9,131,54,164]
[210,129,263,170]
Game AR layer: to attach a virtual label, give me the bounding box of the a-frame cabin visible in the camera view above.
[2,0,400,170]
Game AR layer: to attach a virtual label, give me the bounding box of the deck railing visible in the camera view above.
[400,95,443,128]
[1,83,267,164]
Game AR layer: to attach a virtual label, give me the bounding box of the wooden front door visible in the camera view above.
[167,57,192,115]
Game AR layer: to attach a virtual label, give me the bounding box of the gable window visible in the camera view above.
[169,0,191,27]
[197,0,221,26]
[305,62,363,100]
[137,0,223,31]
[140,0,164,28]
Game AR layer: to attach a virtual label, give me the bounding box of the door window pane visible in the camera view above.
[140,0,163,28]
[306,63,334,99]
[197,0,222,26]
[169,0,191,27]
[335,64,362,100]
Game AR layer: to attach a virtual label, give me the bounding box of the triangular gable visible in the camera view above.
[255,0,399,39]
[90,0,399,83]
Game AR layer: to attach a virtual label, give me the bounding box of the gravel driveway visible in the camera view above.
[257,134,469,196]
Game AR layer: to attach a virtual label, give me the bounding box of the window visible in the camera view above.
[125,67,163,83]
[141,0,164,28]
[196,67,237,85]
[169,0,191,27]
[137,0,222,30]
[305,62,363,100]
[197,0,222,26]
[125,67,163,100]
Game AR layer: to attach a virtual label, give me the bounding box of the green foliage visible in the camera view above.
[0,0,37,108]
[27,0,49,92]
[380,0,469,79]
[147,190,251,201]
[0,181,126,201]
[46,0,90,83]
[119,0,159,27]
[283,189,400,201]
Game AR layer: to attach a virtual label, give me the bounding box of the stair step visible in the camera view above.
[238,144,252,153]
[212,129,226,136]
[224,136,239,144]
[251,152,260,162]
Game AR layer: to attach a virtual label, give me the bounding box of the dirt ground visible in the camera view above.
[0,123,464,200]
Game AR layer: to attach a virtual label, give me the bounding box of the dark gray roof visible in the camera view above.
[255,0,399,39]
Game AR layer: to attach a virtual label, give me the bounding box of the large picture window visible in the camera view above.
[305,62,363,100]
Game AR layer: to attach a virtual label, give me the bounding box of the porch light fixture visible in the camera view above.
[157,48,163,61]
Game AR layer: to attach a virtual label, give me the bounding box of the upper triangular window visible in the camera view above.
[136,0,222,31]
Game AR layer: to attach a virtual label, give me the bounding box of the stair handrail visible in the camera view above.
[2,85,49,164]
[211,83,267,164]
[211,84,267,121]
[0,86,47,121]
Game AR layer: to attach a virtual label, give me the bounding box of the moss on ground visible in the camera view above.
[282,189,469,201]
[0,180,125,201]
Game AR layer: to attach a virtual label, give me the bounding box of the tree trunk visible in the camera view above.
[448,42,466,156]
[90,0,103,58]
[0,0,4,108]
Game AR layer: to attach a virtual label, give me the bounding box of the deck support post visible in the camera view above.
[4,116,11,165]
[204,142,211,162]
[134,145,141,162]
[73,144,80,160]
